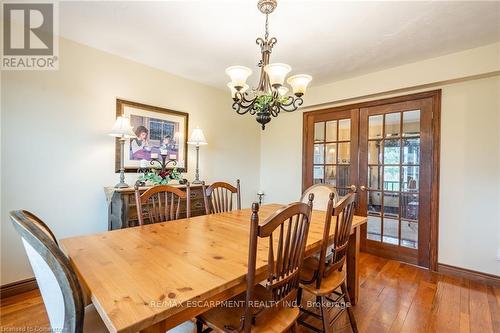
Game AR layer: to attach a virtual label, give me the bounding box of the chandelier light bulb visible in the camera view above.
[227,82,249,99]
[264,63,292,88]
[225,66,252,90]
[287,74,312,97]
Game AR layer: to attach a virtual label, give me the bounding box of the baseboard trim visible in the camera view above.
[0,278,38,299]
[437,263,500,287]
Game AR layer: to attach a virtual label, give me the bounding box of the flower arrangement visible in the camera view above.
[139,167,182,185]
[254,94,290,112]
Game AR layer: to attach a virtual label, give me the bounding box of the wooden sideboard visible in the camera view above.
[105,184,206,230]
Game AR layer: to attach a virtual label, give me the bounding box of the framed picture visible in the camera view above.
[115,99,189,173]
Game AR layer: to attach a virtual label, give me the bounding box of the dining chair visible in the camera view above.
[9,210,109,333]
[297,192,358,333]
[196,194,315,333]
[135,184,191,225]
[202,180,241,214]
[300,183,339,211]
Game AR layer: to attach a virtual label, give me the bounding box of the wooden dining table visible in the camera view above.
[60,204,367,333]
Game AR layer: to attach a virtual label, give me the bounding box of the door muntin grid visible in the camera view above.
[366,110,420,248]
[313,119,352,196]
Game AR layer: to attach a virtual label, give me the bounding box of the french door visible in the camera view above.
[303,91,440,268]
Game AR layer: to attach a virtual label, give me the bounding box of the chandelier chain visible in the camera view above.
[265,13,269,41]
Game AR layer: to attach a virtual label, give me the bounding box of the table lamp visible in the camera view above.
[109,116,136,188]
[187,127,207,184]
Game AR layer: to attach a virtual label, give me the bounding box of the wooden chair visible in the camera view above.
[9,210,108,333]
[300,184,338,211]
[197,194,315,333]
[202,180,241,214]
[297,192,358,333]
[135,184,191,225]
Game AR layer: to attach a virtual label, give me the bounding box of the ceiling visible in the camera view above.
[60,1,500,90]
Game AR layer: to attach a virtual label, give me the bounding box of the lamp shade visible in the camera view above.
[227,82,249,99]
[109,116,136,138]
[225,66,252,89]
[287,74,312,97]
[187,128,208,145]
[277,86,289,96]
[264,63,291,88]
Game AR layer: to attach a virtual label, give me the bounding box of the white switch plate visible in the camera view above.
[497,249,500,261]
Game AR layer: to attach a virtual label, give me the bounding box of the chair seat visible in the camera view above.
[299,257,346,297]
[167,320,196,333]
[84,304,108,333]
[199,284,299,333]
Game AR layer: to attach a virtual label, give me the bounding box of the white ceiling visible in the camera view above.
[60,1,500,90]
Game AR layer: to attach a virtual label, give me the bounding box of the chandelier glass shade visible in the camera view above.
[225,0,312,129]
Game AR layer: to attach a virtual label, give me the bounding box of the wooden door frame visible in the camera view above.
[302,90,441,271]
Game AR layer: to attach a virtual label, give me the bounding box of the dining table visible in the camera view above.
[60,204,367,333]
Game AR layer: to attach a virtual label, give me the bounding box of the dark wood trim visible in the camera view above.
[115,99,189,173]
[303,90,441,117]
[437,263,500,288]
[0,277,37,299]
[429,91,441,271]
[363,240,418,266]
[302,90,441,271]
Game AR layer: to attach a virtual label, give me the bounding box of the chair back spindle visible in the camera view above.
[135,184,191,225]
[202,180,241,214]
[243,194,314,333]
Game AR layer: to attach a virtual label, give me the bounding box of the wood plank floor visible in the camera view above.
[1,253,499,332]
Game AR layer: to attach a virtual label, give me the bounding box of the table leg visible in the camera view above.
[347,226,360,305]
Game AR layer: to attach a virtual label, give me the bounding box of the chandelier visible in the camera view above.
[225,0,312,130]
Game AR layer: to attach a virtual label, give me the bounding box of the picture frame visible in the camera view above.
[115,99,189,173]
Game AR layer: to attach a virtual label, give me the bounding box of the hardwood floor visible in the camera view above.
[1,253,499,333]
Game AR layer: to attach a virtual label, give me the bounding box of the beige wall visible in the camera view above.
[0,38,260,285]
[260,43,500,275]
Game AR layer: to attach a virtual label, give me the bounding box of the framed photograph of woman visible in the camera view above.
[115,99,189,173]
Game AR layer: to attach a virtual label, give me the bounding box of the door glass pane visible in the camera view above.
[403,110,420,137]
[314,122,325,142]
[368,140,382,164]
[401,193,419,221]
[369,115,383,139]
[313,166,324,184]
[325,121,337,142]
[402,166,419,192]
[383,166,400,191]
[325,166,336,186]
[336,165,350,188]
[383,218,399,245]
[401,221,418,248]
[337,142,350,164]
[383,193,399,218]
[384,139,400,164]
[403,138,420,165]
[314,144,324,164]
[385,113,400,138]
[367,215,381,241]
[325,143,336,164]
[338,119,351,141]
[368,191,382,215]
[368,166,382,190]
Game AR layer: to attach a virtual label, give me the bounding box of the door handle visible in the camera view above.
[350,184,357,192]
[360,185,367,192]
